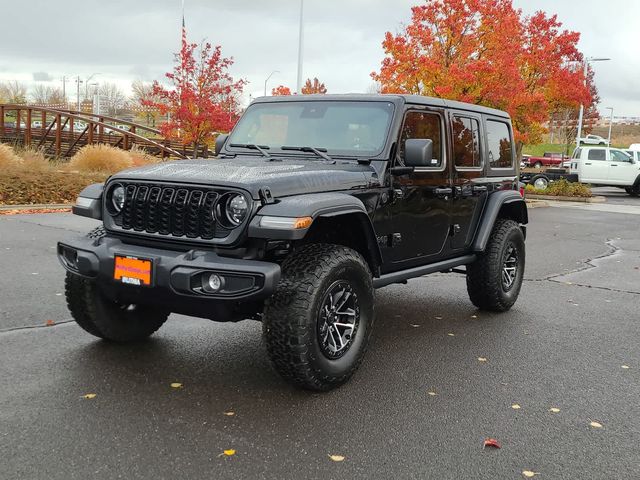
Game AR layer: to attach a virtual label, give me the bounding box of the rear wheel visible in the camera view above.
[466,219,525,312]
[263,244,374,391]
[531,175,549,190]
[533,161,543,169]
[625,185,640,197]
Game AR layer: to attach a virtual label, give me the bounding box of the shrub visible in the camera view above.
[129,145,161,167]
[0,144,22,168]
[18,148,51,172]
[525,178,592,197]
[68,144,133,173]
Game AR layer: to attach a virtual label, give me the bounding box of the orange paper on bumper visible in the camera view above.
[114,256,152,286]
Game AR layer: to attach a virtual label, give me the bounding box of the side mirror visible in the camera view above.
[405,139,434,167]
[215,134,229,156]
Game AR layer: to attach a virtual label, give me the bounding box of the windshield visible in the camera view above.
[227,101,395,157]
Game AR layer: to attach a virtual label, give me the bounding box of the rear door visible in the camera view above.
[580,148,608,183]
[449,111,489,250]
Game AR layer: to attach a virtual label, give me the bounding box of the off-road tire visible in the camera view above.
[263,244,374,391]
[64,226,169,342]
[466,219,525,312]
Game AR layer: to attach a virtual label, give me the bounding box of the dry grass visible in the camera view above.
[129,145,161,167]
[0,144,22,168]
[68,144,133,174]
[18,148,50,171]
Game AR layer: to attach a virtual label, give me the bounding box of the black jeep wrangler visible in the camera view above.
[59,94,527,391]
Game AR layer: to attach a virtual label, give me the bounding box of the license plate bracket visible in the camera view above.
[114,255,153,287]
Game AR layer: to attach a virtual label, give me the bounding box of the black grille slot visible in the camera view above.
[111,183,236,241]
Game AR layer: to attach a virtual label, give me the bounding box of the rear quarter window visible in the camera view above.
[587,149,606,161]
[486,120,513,169]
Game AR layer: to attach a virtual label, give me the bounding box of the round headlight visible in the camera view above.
[225,194,248,226]
[110,184,125,213]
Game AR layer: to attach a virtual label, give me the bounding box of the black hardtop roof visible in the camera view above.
[252,93,510,119]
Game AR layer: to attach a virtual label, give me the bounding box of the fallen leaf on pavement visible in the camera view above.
[435,316,443,320]
[45,319,55,326]
[219,449,236,457]
[427,391,437,396]
[549,407,560,413]
[511,404,521,410]
[223,411,235,416]
[170,382,183,389]
[590,421,603,428]
[471,315,477,319]
[478,357,488,362]
[621,365,630,369]
[447,333,455,337]
[328,455,345,462]
[410,324,421,328]
[522,471,539,477]
[483,438,501,449]
[82,393,97,399]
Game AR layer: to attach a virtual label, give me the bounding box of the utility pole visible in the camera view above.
[62,76,67,105]
[606,107,614,145]
[296,0,304,94]
[576,57,610,146]
[75,76,82,112]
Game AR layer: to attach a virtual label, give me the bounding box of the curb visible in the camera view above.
[525,199,549,209]
[0,204,72,212]
[525,194,606,203]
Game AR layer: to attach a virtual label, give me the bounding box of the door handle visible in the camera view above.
[435,187,453,196]
[610,164,618,167]
[472,185,488,193]
[584,162,592,165]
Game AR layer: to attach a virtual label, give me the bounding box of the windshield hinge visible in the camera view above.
[259,187,275,205]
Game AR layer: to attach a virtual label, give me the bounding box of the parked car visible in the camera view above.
[58,94,528,391]
[579,134,609,146]
[31,121,43,129]
[570,147,639,196]
[525,152,568,168]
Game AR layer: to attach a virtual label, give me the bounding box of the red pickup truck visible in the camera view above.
[524,152,569,168]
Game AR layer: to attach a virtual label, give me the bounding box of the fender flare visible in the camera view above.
[72,183,104,220]
[472,190,527,252]
[248,192,383,267]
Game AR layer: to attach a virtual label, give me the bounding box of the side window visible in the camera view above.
[452,116,481,168]
[572,148,582,159]
[611,150,631,162]
[398,111,443,167]
[587,149,606,161]
[486,120,513,168]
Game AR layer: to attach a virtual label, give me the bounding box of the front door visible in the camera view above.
[386,109,452,268]
[608,149,639,185]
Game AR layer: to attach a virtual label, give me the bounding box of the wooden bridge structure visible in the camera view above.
[0,104,207,159]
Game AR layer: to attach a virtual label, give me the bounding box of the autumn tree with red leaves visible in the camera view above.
[271,85,292,96]
[301,78,328,95]
[144,30,245,156]
[371,0,595,152]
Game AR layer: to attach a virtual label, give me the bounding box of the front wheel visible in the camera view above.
[263,244,374,391]
[625,185,640,197]
[65,272,169,342]
[466,219,525,312]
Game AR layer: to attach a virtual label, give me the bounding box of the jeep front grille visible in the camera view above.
[107,182,235,241]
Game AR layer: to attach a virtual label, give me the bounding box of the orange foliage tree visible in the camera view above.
[371,0,594,151]
[271,85,292,96]
[301,78,328,94]
[144,30,245,155]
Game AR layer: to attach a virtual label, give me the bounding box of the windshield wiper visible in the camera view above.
[281,145,333,162]
[229,143,271,157]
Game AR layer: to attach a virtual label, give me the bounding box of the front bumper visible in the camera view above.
[57,234,281,321]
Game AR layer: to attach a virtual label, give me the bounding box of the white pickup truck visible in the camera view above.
[570,146,640,196]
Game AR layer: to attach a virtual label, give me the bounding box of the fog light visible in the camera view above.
[202,273,225,293]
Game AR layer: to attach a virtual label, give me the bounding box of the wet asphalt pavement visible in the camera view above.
[1,194,639,479]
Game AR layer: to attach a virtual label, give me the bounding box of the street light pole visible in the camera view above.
[606,107,614,145]
[264,70,280,96]
[75,76,82,112]
[296,0,304,94]
[576,57,610,147]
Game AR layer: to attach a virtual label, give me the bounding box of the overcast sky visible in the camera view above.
[1,0,638,116]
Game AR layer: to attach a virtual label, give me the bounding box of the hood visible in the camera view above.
[110,157,381,198]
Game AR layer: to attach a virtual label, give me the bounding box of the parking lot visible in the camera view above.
[1,196,639,479]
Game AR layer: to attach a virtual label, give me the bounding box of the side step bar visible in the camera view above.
[373,255,476,289]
